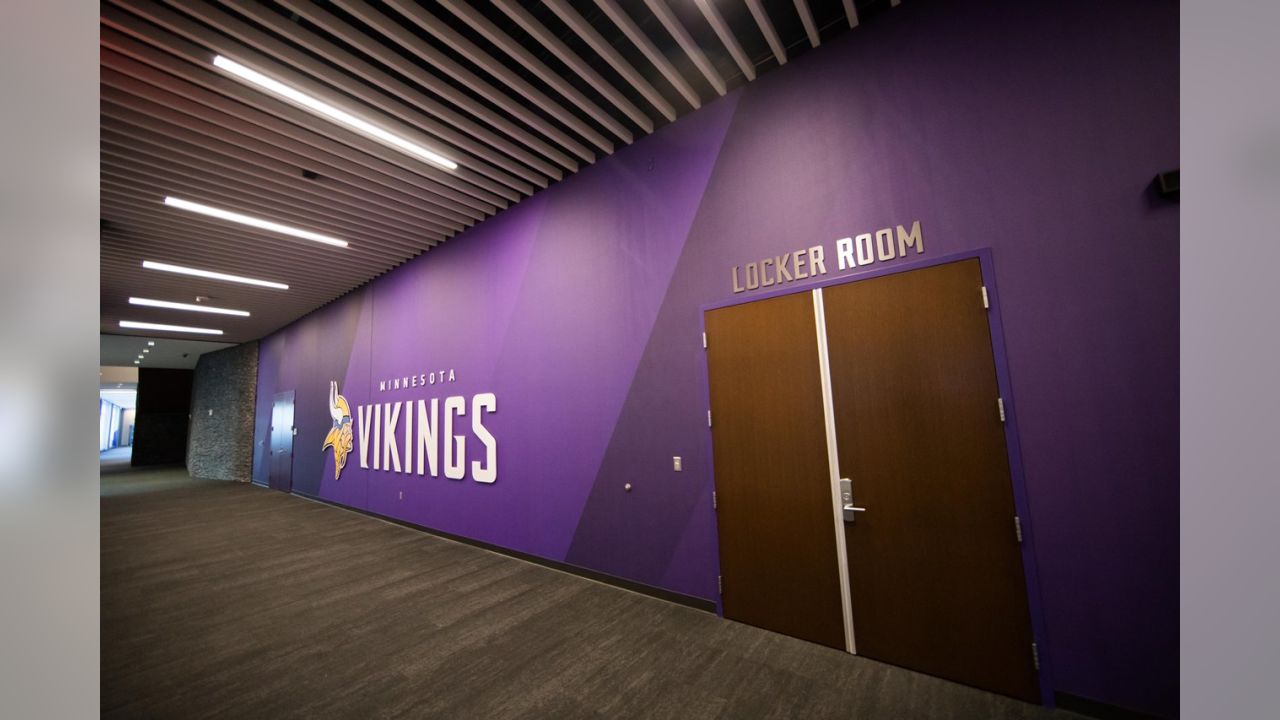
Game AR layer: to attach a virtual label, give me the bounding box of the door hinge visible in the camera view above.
[1014,515,1023,543]
[718,575,723,595]
[997,397,1006,422]
[981,285,990,309]
[702,331,708,349]
[707,409,712,428]
[712,491,717,510]
[1031,642,1041,671]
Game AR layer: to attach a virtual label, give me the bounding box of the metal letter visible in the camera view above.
[875,228,897,261]
[897,220,924,256]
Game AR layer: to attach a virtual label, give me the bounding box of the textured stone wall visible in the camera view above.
[187,342,258,481]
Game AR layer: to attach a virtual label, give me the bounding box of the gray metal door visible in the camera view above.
[268,391,294,492]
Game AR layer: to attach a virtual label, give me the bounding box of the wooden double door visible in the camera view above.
[705,259,1040,702]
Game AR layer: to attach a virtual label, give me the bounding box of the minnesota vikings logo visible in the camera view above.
[322,380,354,480]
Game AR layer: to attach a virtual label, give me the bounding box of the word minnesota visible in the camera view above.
[731,221,924,293]
[354,394,497,484]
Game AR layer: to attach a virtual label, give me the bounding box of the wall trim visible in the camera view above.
[283,488,719,614]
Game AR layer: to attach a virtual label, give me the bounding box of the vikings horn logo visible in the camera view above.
[322,380,354,480]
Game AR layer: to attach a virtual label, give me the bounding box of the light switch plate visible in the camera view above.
[673,456,682,472]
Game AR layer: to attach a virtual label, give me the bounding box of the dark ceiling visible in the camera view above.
[101,0,901,345]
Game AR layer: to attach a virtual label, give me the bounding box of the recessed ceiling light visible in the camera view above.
[163,197,348,248]
[130,297,251,317]
[120,320,224,336]
[142,261,288,290]
[212,55,458,171]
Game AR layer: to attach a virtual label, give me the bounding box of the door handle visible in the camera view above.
[838,478,866,522]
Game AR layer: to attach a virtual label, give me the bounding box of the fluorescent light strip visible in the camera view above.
[213,55,458,171]
[163,197,348,248]
[142,261,288,290]
[120,320,224,336]
[130,297,250,317]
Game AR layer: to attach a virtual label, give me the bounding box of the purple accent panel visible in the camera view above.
[252,1,1177,714]
[252,293,364,491]
[316,287,374,509]
[658,479,719,596]
[479,94,738,561]
[288,292,367,498]
[350,194,545,529]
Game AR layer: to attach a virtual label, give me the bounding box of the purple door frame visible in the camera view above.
[698,248,1056,706]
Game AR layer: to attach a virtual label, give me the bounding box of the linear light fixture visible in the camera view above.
[120,320,224,336]
[147,341,155,346]
[163,197,348,248]
[141,261,289,290]
[129,297,250,317]
[212,55,459,171]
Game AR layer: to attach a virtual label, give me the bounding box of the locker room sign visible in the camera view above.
[730,221,924,294]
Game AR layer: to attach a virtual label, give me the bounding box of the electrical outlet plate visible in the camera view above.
[673,456,682,471]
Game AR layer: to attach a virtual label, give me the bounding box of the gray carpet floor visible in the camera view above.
[101,466,1087,719]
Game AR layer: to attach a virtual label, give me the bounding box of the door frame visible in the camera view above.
[698,248,1055,706]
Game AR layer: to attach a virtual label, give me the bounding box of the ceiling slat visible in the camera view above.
[99,248,379,304]
[102,229,388,285]
[219,0,568,181]
[320,0,601,174]
[593,0,701,110]
[100,129,456,237]
[99,104,474,234]
[262,0,578,174]
[99,241,363,299]
[746,0,789,66]
[109,0,533,199]
[842,0,861,28]
[101,234,388,291]
[103,208,392,270]
[99,17,499,219]
[100,173,423,263]
[490,0,654,134]
[794,0,821,48]
[101,155,439,253]
[97,71,501,217]
[542,0,678,122]
[436,0,634,145]
[380,0,612,158]
[693,0,757,82]
[644,0,727,96]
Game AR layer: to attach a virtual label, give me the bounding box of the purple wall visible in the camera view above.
[253,1,1177,715]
